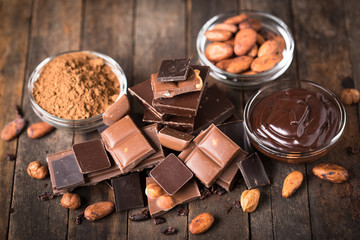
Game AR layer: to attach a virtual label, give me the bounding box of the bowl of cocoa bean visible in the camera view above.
[28,50,127,132]
[197,11,294,89]
[243,79,346,163]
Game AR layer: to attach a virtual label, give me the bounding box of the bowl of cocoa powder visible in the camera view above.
[28,50,127,132]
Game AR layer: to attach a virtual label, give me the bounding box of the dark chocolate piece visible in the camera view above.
[157,58,191,82]
[101,115,155,172]
[150,153,193,195]
[111,173,144,212]
[178,124,240,187]
[217,120,253,153]
[237,152,270,189]
[128,79,167,120]
[151,68,202,99]
[103,94,131,126]
[129,209,150,221]
[72,139,111,174]
[143,109,194,133]
[158,127,194,151]
[192,84,235,134]
[50,153,85,190]
[152,65,209,117]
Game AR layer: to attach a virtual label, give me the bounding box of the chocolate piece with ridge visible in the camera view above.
[143,109,194,133]
[157,58,191,82]
[72,139,111,174]
[237,152,270,189]
[112,173,144,212]
[152,65,209,117]
[158,127,194,151]
[101,115,155,172]
[151,68,203,99]
[178,124,240,187]
[103,94,131,126]
[147,177,200,217]
[150,153,193,195]
[47,149,85,192]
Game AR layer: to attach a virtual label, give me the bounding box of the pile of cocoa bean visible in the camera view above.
[204,13,286,74]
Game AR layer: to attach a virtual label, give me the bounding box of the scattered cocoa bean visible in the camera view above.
[129,209,150,221]
[84,201,115,221]
[154,217,166,225]
[27,121,54,139]
[282,171,303,198]
[312,163,349,183]
[189,212,215,234]
[1,106,26,141]
[161,226,177,235]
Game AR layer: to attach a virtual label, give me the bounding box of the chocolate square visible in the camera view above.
[157,58,191,82]
[72,139,111,174]
[150,153,193,195]
[237,152,270,189]
[111,173,144,212]
[158,127,194,151]
[217,120,253,153]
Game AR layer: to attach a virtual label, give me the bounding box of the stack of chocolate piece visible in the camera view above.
[129,58,236,134]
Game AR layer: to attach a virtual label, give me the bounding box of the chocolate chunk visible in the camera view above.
[143,109,194,132]
[199,187,212,200]
[150,153,193,195]
[129,209,150,221]
[73,213,85,225]
[179,124,240,187]
[237,152,270,189]
[161,226,177,235]
[111,173,144,212]
[6,153,16,161]
[210,184,227,196]
[177,206,189,216]
[158,127,194,151]
[103,94,131,126]
[72,139,111,174]
[101,115,155,172]
[157,58,191,82]
[9,208,14,213]
[154,216,166,225]
[38,192,55,201]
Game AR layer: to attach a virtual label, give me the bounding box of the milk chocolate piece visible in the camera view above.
[101,115,155,172]
[111,173,144,212]
[150,153,193,195]
[192,84,235,134]
[143,109,194,133]
[103,94,131,126]
[178,124,240,187]
[238,152,270,189]
[151,68,202,99]
[152,65,209,117]
[158,127,194,151]
[47,149,85,192]
[217,120,253,153]
[157,58,191,82]
[147,177,200,217]
[72,139,111,174]
[130,124,165,172]
[128,79,167,120]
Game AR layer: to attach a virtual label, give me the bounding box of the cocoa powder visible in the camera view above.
[33,52,120,120]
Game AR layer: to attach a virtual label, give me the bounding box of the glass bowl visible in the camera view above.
[196,11,294,89]
[243,80,346,163]
[28,50,127,132]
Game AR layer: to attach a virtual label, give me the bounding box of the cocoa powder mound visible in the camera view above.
[33,52,120,120]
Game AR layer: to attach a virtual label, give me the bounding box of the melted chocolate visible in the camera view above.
[250,88,339,152]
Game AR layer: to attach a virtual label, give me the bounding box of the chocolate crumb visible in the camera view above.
[233,201,241,209]
[347,147,360,155]
[211,184,226,195]
[38,192,55,201]
[199,187,212,200]
[73,213,85,225]
[225,206,233,214]
[129,209,150,221]
[43,150,49,154]
[154,217,166,225]
[177,206,189,216]
[6,154,16,161]
[9,208,14,213]
[161,226,177,235]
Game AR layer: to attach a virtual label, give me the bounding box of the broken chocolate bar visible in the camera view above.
[103,94,131,126]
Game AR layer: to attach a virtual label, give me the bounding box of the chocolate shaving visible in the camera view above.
[73,213,85,225]
[38,192,55,201]
[347,147,360,155]
[177,206,189,216]
[154,217,166,225]
[211,184,226,195]
[161,226,177,235]
[199,187,212,200]
[6,154,16,161]
[129,209,150,222]
[233,201,241,209]
[225,206,233,214]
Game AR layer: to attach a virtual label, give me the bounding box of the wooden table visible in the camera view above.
[1,0,359,239]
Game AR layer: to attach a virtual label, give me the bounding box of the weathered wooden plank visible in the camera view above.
[240,1,311,239]
[128,0,187,239]
[8,0,81,239]
[67,0,135,239]
[0,0,32,239]
[292,0,360,238]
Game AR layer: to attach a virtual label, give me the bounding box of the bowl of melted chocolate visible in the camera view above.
[244,80,346,163]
